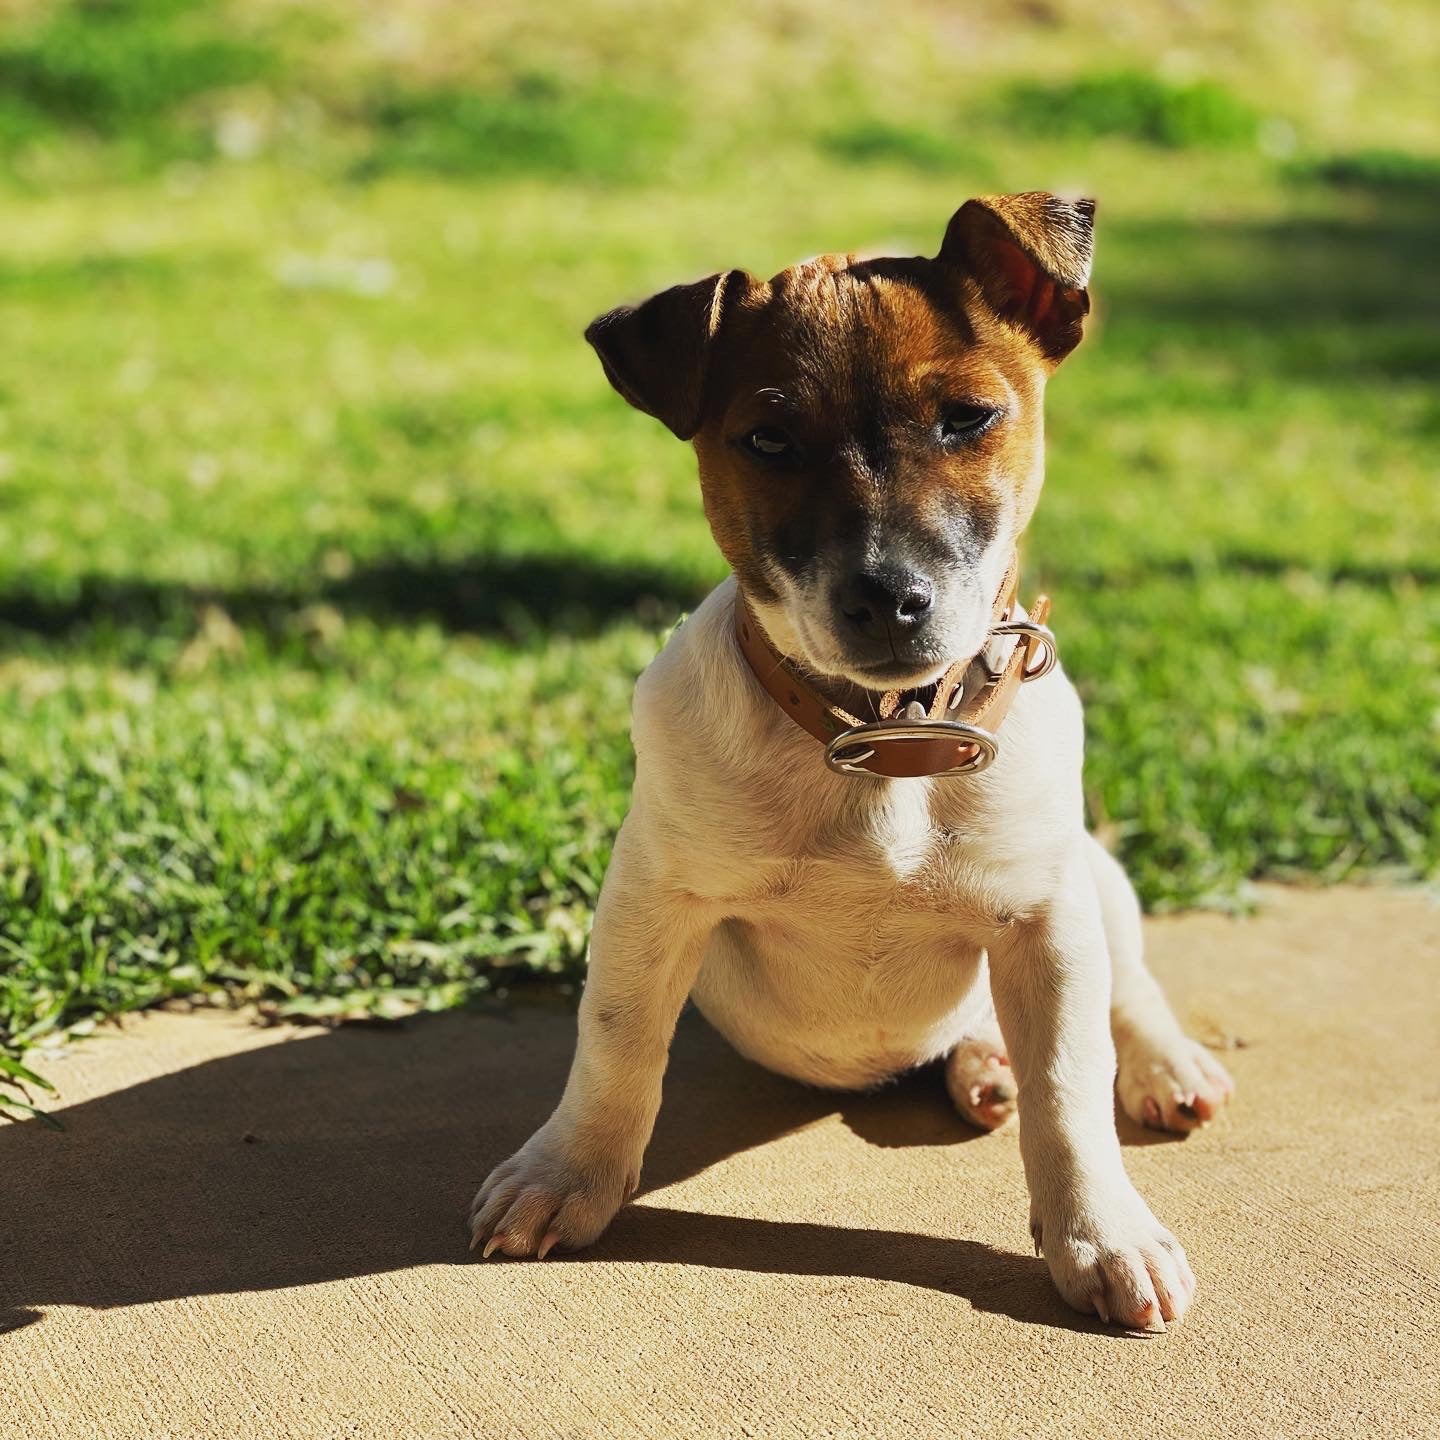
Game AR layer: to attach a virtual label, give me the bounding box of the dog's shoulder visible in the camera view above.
[630,575,779,768]
[633,579,736,723]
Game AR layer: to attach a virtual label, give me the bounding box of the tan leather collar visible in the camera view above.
[734,554,1053,778]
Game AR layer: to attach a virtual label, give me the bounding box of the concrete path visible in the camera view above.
[4,886,1438,1439]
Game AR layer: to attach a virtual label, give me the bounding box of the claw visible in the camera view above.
[482,1234,504,1259]
[536,1230,561,1260]
[1093,1292,1110,1324]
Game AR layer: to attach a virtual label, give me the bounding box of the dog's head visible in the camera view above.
[587,192,1094,690]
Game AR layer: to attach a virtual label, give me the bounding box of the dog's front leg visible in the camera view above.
[468,820,714,1259]
[989,847,1196,1330]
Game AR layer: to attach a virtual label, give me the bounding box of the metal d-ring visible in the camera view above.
[990,619,1057,681]
[824,719,999,777]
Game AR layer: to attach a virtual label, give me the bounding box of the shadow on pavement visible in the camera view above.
[0,1003,1109,1335]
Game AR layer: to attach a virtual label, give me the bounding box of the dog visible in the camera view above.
[469,192,1234,1331]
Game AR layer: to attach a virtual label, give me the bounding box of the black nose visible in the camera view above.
[837,568,934,637]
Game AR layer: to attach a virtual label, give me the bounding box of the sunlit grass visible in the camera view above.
[0,0,1436,1114]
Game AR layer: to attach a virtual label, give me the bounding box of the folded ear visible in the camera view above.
[939,192,1096,362]
[584,269,747,440]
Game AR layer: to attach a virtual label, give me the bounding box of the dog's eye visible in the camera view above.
[939,405,999,444]
[744,426,793,460]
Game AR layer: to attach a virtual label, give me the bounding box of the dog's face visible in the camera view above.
[587,192,1094,689]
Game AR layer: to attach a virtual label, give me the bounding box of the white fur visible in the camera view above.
[469,576,1233,1329]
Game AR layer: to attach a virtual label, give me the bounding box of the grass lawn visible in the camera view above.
[1,0,1437,1116]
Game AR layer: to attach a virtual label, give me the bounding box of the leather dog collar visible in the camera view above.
[733,554,1054,778]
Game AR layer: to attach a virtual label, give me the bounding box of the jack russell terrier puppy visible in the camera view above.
[469,192,1235,1331]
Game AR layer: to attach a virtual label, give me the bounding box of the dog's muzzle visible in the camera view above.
[735,553,1056,780]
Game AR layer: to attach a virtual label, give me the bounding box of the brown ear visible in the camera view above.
[939,192,1096,362]
[584,270,746,440]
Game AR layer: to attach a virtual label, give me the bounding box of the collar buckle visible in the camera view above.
[988,618,1057,682]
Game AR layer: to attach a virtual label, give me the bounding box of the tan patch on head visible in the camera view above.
[691,254,1049,602]
[583,193,1093,683]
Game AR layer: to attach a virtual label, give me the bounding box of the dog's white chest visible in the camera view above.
[862,779,938,882]
[688,787,997,1087]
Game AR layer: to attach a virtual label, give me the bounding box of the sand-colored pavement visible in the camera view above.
[3,885,1438,1439]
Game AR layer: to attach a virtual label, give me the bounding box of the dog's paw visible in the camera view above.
[945,1038,1017,1130]
[1116,1028,1235,1134]
[468,1121,638,1260]
[1032,1185,1195,1332]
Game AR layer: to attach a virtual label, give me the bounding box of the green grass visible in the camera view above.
[1001,71,1263,148]
[355,77,682,181]
[1,0,1438,1116]
[0,0,274,163]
